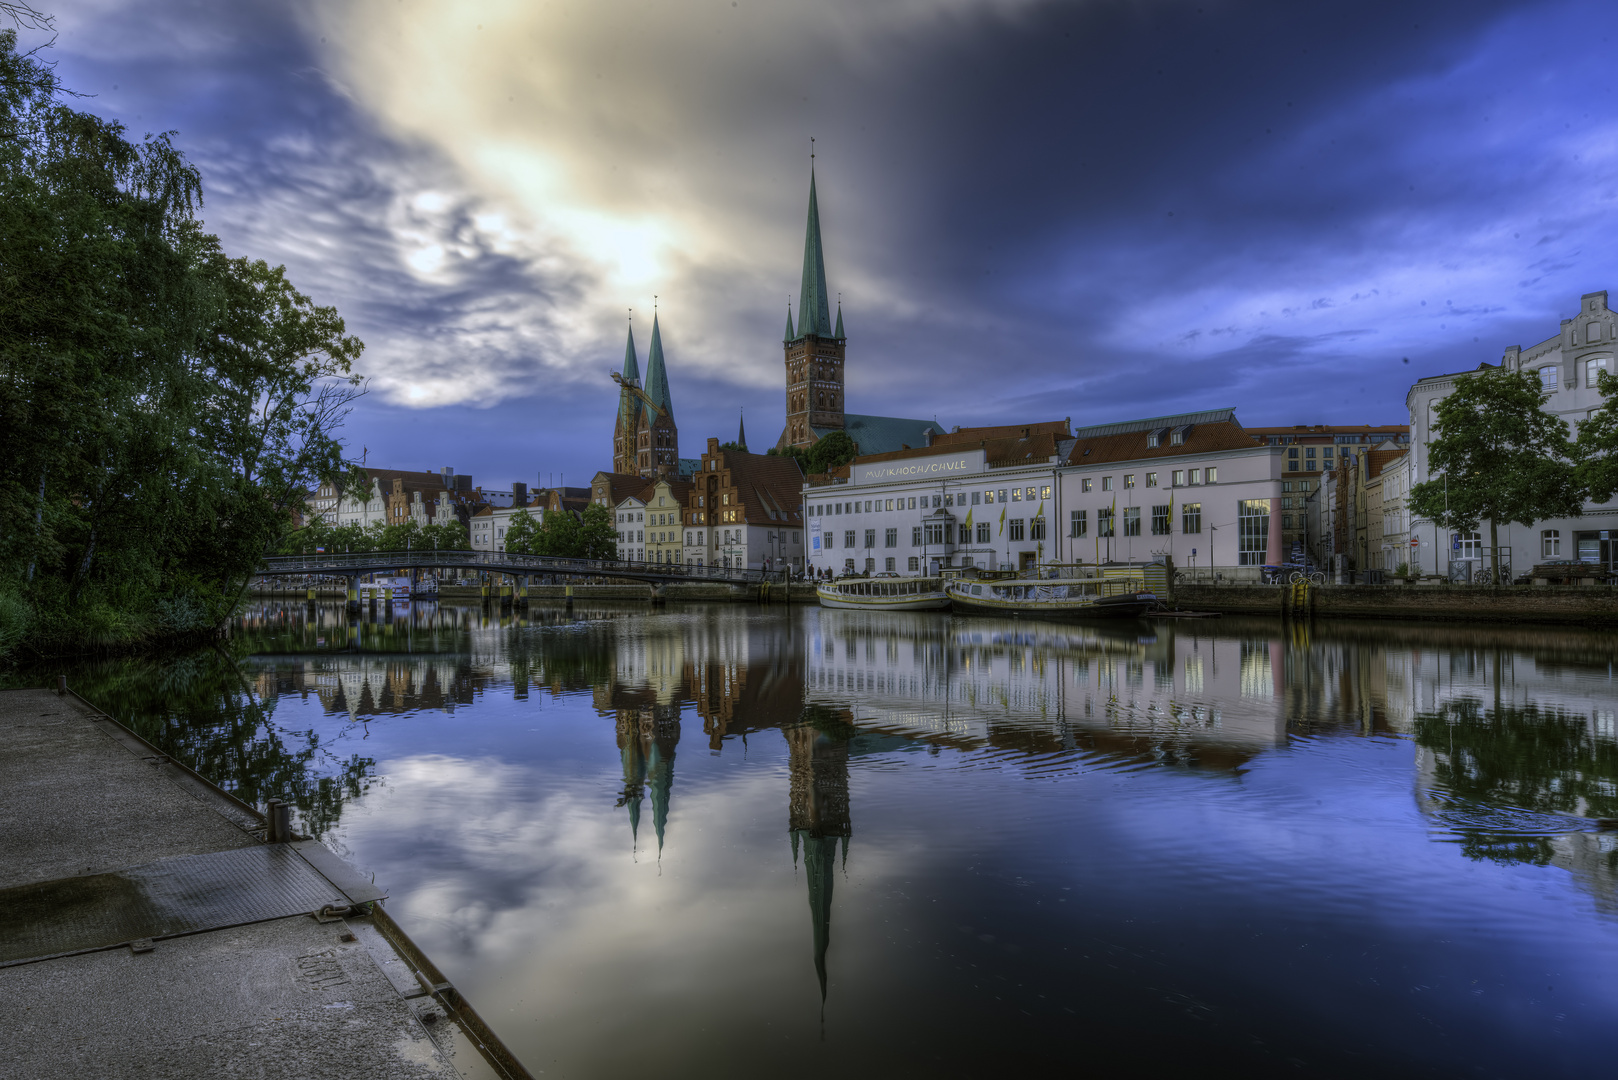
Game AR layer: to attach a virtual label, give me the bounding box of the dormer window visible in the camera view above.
[1170,425,1190,446]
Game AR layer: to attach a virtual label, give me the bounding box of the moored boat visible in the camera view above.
[946,567,1158,620]
[816,575,951,611]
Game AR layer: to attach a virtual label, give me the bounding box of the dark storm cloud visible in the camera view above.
[33,0,1618,486]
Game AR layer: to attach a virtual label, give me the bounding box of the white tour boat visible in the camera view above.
[816,575,951,611]
[947,565,1160,620]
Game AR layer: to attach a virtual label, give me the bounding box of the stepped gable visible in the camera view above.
[706,446,806,525]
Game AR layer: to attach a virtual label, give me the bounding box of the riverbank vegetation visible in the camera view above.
[0,28,363,660]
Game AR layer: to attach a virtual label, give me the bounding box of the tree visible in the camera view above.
[502,511,543,555]
[806,431,857,474]
[578,503,618,560]
[1407,366,1582,580]
[1574,368,1618,503]
[0,28,364,656]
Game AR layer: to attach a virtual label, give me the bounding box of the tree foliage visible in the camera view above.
[805,431,857,473]
[1407,366,1581,572]
[0,31,363,657]
[1575,367,1618,503]
[503,505,617,559]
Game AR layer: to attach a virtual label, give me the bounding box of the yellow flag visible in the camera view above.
[1034,501,1044,518]
[965,508,973,528]
[998,506,1006,536]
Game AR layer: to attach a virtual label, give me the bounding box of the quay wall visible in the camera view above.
[1172,583,1618,625]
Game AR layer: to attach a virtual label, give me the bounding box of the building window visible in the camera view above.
[1172,470,1184,486]
[908,557,920,571]
[1540,365,1559,391]
[885,557,896,571]
[1070,510,1088,538]
[1040,485,1051,499]
[1102,476,1114,492]
[977,521,991,543]
[1151,505,1171,535]
[1588,357,1609,386]
[885,528,898,547]
[1011,488,1023,502]
[1124,474,1135,489]
[1281,481,1293,493]
[912,526,923,546]
[1030,517,1046,541]
[885,499,894,511]
[1305,448,1317,465]
[823,532,834,549]
[1098,508,1114,537]
[1147,431,1161,448]
[1188,469,1202,485]
[1206,467,1218,483]
[959,524,972,544]
[1081,478,1092,493]
[844,530,856,548]
[864,529,876,548]
[1237,499,1271,565]
[1170,428,1186,446]
[997,490,1008,503]
[925,521,949,545]
[865,558,876,572]
[972,492,982,505]
[1282,514,1294,529]
[1542,530,1561,558]
[1145,472,1157,488]
[1024,486,1036,500]
[1123,507,1141,536]
[1182,502,1202,534]
[1008,518,1025,541]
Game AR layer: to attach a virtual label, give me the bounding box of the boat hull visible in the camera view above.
[815,587,951,611]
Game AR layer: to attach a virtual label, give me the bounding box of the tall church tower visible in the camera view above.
[780,170,847,452]
[611,315,680,478]
[639,315,679,476]
[613,323,643,475]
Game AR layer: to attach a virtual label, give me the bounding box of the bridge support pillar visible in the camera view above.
[564,582,574,610]
[346,574,360,614]
[515,575,529,608]
[649,582,666,605]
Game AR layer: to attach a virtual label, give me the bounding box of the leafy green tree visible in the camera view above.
[420,521,469,551]
[1408,366,1581,579]
[1575,368,1618,503]
[0,28,363,656]
[579,503,618,560]
[502,510,543,555]
[806,431,857,474]
[536,511,583,557]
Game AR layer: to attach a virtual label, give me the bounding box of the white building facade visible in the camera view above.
[1406,290,1618,577]
[802,410,1284,578]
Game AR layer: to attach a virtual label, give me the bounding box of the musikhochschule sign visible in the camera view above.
[853,453,983,485]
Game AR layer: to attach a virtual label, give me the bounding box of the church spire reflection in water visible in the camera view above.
[787,711,853,1003]
[614,704,680,856]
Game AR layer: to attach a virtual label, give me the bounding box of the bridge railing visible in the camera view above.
[258,549,777,585]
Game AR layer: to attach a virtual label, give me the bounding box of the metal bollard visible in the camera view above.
[265,799,294,843]
[57,675,66,696]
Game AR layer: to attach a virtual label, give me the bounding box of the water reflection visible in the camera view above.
[18,601,1618,1074]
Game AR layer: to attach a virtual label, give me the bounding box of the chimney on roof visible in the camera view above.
[512,482,527,507]
[924,428,933,447]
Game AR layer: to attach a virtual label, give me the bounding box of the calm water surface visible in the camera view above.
[21,601,1618,1077]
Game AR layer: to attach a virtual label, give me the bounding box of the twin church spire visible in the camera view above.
[613,313,679,477]
[612,165,847,465]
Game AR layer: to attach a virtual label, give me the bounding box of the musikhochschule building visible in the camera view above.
[803,409,1284,579]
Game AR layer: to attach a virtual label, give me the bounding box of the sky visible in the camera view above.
[23,0,1618,490]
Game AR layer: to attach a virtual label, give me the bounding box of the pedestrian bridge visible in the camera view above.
[257,549,773,586]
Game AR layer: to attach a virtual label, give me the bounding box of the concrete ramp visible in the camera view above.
[0,843,384,967]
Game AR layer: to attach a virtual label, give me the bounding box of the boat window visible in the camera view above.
[971,585,983,596]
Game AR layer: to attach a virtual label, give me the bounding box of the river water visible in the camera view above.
[16,601,1618,1077]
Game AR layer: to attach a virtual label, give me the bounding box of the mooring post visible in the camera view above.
[564,582,574,610]
[346,573,360,613]
[265,799,293,843]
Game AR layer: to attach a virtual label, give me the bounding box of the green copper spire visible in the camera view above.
[618,323,641,426]
[797,171,833,338]
[834,300,844,340]
[644,313,674,420]
[783,303,795,343]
